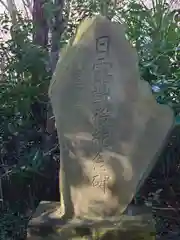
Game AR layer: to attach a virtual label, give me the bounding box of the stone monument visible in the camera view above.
[27,16,174,239]
[48,15,174,222]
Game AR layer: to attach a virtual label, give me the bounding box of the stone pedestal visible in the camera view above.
[27,201,156,239]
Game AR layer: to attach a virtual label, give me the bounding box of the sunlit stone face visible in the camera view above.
[49,16,174,222]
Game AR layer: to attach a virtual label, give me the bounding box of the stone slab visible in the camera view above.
[27,201,156,239]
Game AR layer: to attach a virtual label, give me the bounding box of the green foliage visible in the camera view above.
[117,0,180,112]
[0,12,50,175]
[0,14,49,118]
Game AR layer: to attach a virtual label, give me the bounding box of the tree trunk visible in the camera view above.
[46,0,65,136]
[32,0,49,47]
[31,0,65,201]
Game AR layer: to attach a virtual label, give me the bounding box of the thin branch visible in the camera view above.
[6,0,18,24]
[22,0,33,17]
[0,0,8,11]
[25,0,33,13]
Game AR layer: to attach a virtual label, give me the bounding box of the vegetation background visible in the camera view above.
[0,0,179,239]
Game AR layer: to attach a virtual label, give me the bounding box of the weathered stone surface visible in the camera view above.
[27,201,156,239]
[48,16,174,222]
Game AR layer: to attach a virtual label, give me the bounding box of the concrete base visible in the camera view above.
[27,201,156,239]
